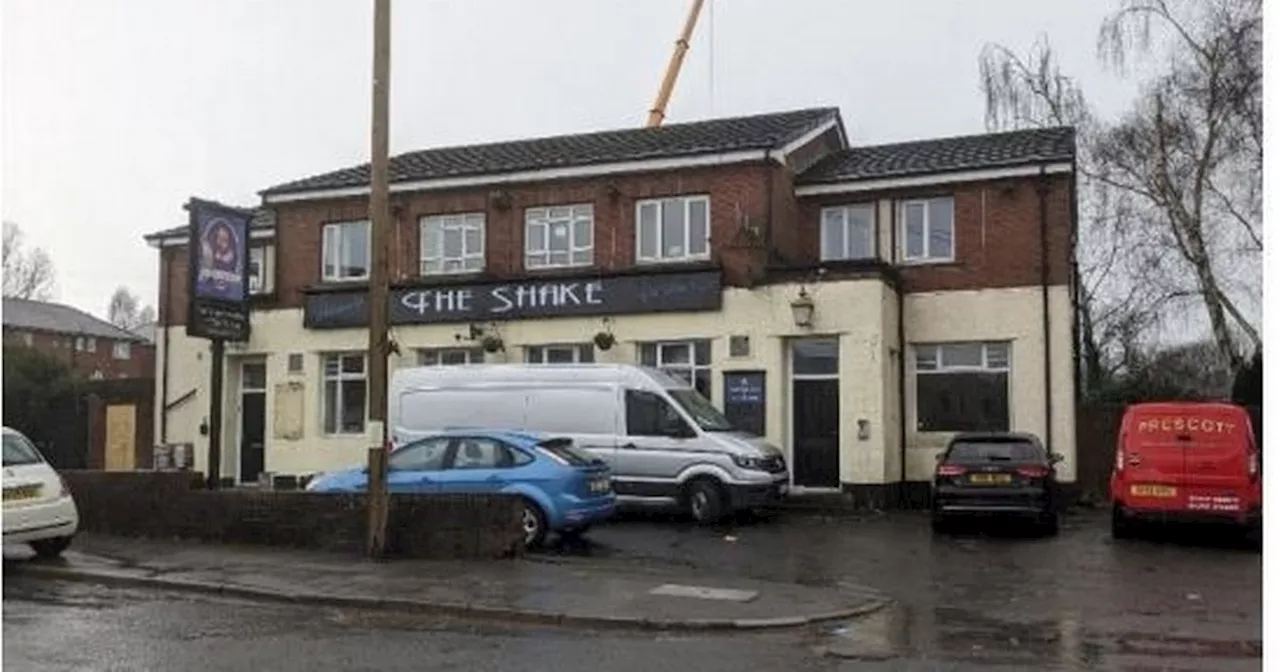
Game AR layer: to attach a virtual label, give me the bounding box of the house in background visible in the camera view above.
[2,297,155,380]
[144,106,1078,505]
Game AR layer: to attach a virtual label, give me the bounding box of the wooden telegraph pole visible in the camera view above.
[365,0,392,558]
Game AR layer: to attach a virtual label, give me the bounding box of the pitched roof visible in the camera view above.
[2,298,146,341]
[260,107,842,196]
[797,126,1075,185]
[144,207,276,242]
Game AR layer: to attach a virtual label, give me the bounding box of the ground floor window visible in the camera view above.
[526,343,594,364]
[418,347,484,366]
[322,352,367,435]
[639,339,712,398]
[914,341,1010,432]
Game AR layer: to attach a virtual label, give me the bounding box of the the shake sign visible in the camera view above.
[303,270,722,329]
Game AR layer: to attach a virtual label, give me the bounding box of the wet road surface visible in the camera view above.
[4,510,1261,671]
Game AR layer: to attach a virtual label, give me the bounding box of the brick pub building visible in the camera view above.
[145,107,1079,504]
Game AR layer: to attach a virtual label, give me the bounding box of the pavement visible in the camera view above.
[2,532,888,631]
[4,509,1261,670]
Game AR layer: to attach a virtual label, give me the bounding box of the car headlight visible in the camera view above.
[731,455,769,471]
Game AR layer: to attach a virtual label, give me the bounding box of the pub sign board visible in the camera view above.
[186,198,252,341]
[304,269,723,329]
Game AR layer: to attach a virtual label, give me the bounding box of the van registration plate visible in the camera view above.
[1130,484,1177,497]
[2,484,41,502]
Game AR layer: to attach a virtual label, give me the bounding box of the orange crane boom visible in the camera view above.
[646,0,706,127]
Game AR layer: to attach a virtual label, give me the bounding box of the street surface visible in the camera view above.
[4,510,1261,671]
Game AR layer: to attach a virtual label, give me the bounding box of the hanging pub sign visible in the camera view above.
[186,198,253,341]
[304,269,723,329]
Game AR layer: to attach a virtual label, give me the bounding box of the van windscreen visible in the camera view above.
[668,389,734,431]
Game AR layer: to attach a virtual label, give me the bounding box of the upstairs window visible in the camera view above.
[899,197,954,263]
[636,195,710,263]
[75,337,96,352]
[421,213,485,275]
[526,205,593,269]
[321,220,370,282]
[112,341,132,360]
[820,204,875,261]
[248,246,274,295]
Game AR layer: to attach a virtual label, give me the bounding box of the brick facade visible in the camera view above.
[156,132,1074,326]
[3,327,154,379]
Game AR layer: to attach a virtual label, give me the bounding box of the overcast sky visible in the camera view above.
[3,0,1138,318]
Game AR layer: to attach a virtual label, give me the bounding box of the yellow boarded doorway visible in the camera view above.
[104,404,137,470]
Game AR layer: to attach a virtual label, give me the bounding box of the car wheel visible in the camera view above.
[1039,511,1060,536]
[685,479,726,525]
[930,509,950,534]
[519,499,548,549]
[29,536,72,560]
[1111,504,1135,540]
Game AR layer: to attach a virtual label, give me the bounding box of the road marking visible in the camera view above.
[648,584,759,602]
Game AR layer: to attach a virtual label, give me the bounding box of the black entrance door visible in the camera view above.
[792,379,840,487]
[239,391,266,483]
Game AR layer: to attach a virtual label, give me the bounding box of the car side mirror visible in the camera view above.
[1049,452,1065,465]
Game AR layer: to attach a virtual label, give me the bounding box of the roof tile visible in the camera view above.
[797,126,1075,185]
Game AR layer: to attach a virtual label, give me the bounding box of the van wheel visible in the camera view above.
[685,479,727,525]
[30,536,71,560]
[519,499,548,549]
[1111,505,1134,540]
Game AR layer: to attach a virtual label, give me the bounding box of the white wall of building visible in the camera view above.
[154,279,1076,486]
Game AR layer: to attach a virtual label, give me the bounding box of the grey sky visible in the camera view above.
[3,0,1136,318]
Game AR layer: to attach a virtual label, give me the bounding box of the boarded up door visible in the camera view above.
[104,404,137,470]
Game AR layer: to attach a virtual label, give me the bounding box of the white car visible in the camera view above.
[2,427,78,558]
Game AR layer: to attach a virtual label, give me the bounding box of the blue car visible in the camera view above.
[306,430,615,548]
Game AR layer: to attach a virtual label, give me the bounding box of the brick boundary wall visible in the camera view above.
[58,471,524,560]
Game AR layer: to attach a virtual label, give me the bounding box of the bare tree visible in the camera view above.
[106,286,156,331]
[980,0,1262,383]
[978,38,1163,397]
[1094,0,1262,370]
[2,222,56,301]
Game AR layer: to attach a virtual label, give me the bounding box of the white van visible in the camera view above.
[388,363,789,523]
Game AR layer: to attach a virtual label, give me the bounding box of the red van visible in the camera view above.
[1110,402,1261,542]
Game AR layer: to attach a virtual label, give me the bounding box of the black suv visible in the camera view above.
[930,432,1063,535]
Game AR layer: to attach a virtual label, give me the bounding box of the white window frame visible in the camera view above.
[526,343,594,364]
[420,213,486,276]
[914,342,1010,374]
[321,220,371,282]
[639,340,712,395]
[321,352,367,436]
[248,246,273,295]
[635,195,711,263]
[112,341,131,360]
[418,347,484,366]
[820,204,876,261]
[525,205,594,269]
[898,197,955,264]
[20,332,33,347]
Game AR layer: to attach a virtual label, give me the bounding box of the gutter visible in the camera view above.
[892,201,908,501]
[159,248,172,443]
[1037,167,1053,455]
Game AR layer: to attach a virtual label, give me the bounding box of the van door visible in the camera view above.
[1120,416,1186,507]
[1178,411,1250,513]
[615,389,698,500]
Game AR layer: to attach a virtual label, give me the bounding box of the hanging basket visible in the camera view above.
[593,331,616,351]
[481,334,505,353]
